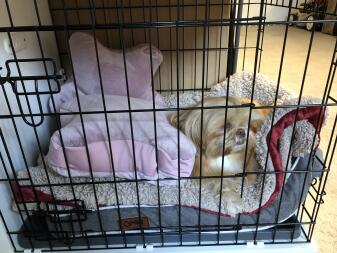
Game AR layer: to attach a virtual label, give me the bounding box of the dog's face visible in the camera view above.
[170,96,266,177]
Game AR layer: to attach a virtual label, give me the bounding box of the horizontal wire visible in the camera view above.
[2,18,337,33]
[0,102,335,120]
[5,169,330,187]
[7,219,315,235]
[48,2,337,19]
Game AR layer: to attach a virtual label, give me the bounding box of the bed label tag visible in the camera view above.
[119,217,149,230]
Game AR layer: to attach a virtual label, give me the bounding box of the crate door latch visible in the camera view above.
[0,58,65,127]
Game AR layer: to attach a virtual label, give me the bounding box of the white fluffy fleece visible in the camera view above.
[14,72,325,217]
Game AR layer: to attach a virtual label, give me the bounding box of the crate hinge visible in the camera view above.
[246,241,265,248]
[23,249,42,253]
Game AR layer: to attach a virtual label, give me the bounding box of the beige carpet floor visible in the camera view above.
[237,25,337,253]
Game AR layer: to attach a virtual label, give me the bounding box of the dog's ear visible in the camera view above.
[250,110,267,133]
[250,120,263,133]
[169,110,190,129]
[169,112,179,128]
[183,110,202,148]
[170,110,202,149]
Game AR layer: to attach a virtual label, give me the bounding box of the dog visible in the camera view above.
[170,96,269,215]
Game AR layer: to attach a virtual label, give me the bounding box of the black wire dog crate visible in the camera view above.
[0,0,336,252]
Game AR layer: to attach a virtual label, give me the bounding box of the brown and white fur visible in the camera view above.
[170,96,269,214]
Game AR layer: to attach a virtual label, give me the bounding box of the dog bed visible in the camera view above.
[15,150,323,248]
[12,72,327,218]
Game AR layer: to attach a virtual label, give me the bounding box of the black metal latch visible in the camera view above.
[0,58,65,127]
[44,199,92,224]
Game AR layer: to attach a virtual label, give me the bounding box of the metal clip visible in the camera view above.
[46,199,91,223]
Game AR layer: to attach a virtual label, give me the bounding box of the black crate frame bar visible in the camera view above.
[0,0,336,251]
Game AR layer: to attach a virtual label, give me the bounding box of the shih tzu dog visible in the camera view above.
[170,96,269,215]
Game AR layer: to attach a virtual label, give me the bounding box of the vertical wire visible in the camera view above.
[0,68,43,249]
[265,0,294,243]
[322,39,337,104]
[0,90,40,249]
[116,0,145,246]
[60,0,108,248]
[47,2,89,246]
[4,0,67,248]
[295,21,337,240]
[308,115,337,240]
[169,0,173,93]
[193,2,197,90]
[284,27,317,243]
[231,0,265,242]
[102,0,112,48]
[226,0,237,77]
[216,23,233,247]
[205,2,211,90]
[307,40,337,233]
[217,0,225,83]
[142,0,148,43]
[333,0,337,15]
[274,3,336,243]
[242,0,250,71]
[48,0,65,81]
[305,182,318,239]
[75,0,81,25]
[0,139,35,249]
[307,123,336,238]
[273,1,337,242]
[268,30,316,244]
[228,0,246,242]
[2,41,44,225]
[155,0,163,93]
[47,0,64,69]
[295,0,300,10]
[148,0,164,246]
[0,210,16,251]
[34,1,84,248]
[197,0,209,245]
[301,192,314,240]
[182,0,185,91]
[88,0,126,247]
[256,17,318,244]
[175,0,183,245]
[128,0,135,46]
[232,0,243,74]
[257,2,267,73]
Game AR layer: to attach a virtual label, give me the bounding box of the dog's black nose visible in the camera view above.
[236,128,246,139]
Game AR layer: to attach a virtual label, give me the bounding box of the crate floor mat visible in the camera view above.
[13,72,327,217]
[16,152,323,247]
[17,215,303,248]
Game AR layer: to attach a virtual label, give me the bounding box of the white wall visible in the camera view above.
[0,0,60,250]
[241,0,293,22]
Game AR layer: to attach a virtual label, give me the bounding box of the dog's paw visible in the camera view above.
[210,179,244,217]
[222,192,244,217]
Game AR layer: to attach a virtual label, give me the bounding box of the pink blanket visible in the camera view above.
[47,93,196,184]
[45,32,196,184]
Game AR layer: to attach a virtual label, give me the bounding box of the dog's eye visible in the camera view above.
[224,148,231,155]
[235,128,247,145]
